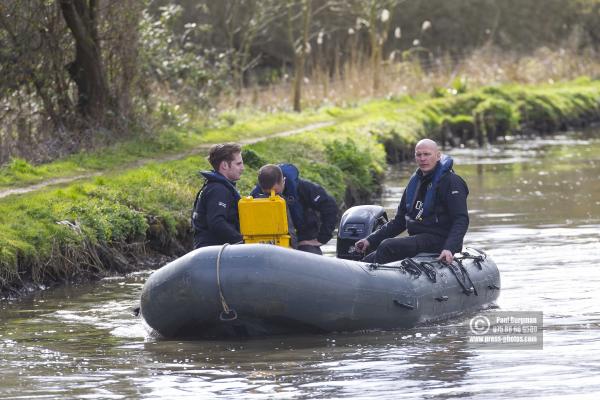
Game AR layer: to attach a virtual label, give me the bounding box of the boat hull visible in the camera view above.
[140,244,500,338]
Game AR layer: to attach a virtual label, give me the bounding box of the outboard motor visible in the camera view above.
[336,205,388,260]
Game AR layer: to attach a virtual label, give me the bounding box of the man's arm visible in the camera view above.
[441,174,469,255]
[301,180,338,245]
[363,190,408,251]
[202,185,243,244]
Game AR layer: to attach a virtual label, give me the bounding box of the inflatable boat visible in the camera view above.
[140,206,500,339]
[141,244,499,338]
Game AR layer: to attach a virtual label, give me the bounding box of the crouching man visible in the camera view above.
[252,164,337,255]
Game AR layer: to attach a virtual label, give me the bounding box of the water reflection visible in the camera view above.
[132,330,477,399]
[1,131,600,398]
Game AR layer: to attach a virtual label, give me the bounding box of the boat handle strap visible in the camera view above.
[216,243,238,322]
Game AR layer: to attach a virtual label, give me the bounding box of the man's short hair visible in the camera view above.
[208,143,242,171]
[258,164,283,191]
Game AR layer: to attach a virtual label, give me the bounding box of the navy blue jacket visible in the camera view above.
[367,159,469,254]
[252,178,338,244]
[192,171,243,249]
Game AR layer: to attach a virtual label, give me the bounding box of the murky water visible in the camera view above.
[2,131,600,399]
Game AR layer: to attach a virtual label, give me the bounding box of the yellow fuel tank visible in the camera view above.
[238,191,291,247]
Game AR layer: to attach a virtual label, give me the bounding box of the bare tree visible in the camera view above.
[349,0,399,92]
[288,0,311,112]
[0,1,143,163]
[213,0,281,97]
[0,1,73,162]
[58,0,111,121]
[283,0,342,112]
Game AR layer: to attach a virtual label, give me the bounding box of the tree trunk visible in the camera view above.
[292,53,304,112]
[59,0,111,122]
[292,0,312,112]
[368,4,380,92]
[371,41,381,92]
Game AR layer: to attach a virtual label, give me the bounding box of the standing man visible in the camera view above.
[192,143,245,249]
[355,138,469,264]
[252,163,338,255]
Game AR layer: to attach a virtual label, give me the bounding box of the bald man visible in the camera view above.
[355,139,469,264]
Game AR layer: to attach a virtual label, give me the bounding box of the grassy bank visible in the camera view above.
[0,109,338,190]
[1,78,600,295]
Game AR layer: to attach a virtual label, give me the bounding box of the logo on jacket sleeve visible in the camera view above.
[313,195,321,202]
[218,201,227,208]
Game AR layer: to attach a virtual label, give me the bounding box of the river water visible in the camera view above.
[1,131,599,399]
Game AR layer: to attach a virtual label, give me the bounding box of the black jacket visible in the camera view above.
[367,169,469,254]
[192,171,243,249]
[291,179,338,244]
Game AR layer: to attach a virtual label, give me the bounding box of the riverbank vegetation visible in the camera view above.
[3,0,600,165]
[3,1,600,294]
[2,78,600,295]
[0,108,334,190]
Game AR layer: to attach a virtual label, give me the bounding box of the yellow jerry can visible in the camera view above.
[238,190,291,247]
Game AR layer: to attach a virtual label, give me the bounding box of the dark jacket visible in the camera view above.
[367,158,469,254]
[192,171,243,249]
[251,176,338,245]
[292,179,338,244]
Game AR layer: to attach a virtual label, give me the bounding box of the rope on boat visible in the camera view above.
[369,258,438,282]
[421,256,478,295]
[459,249,486,270]
[419,261,438,282]
[216,243,237,321]
[369,252,483,294]
[446,259,478,295]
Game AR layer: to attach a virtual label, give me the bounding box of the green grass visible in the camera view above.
[0,108,337,190]
[6,78,597,191]
[0,132,387,289]
[1,78,600,292]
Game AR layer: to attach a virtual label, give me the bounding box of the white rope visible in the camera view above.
[216,243,236,320]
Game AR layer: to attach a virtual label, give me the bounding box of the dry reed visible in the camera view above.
[217,46,600,112]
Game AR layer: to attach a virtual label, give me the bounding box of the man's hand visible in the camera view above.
[438,249,454,264]
[354,238,370,253]
[298,239,323,247]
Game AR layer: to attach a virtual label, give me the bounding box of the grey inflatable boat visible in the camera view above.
[140,243,500,339]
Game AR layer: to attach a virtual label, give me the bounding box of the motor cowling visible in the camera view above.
[336,205,388,260]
